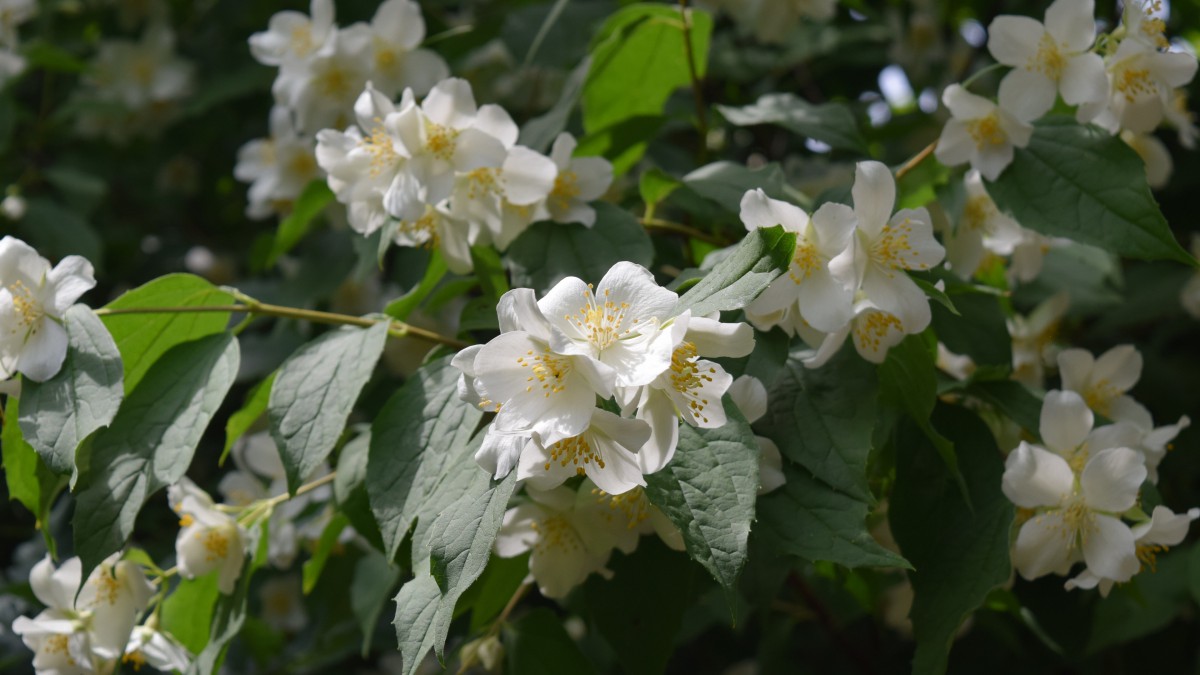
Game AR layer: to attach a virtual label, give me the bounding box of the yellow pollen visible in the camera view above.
[550,170,581,213]
[593,487,650,529]
[46,634,70,655]
[424,120,459,161]
[544,433,605,472]
[376,48,397,69]
[8,280,43,340]
[531,516,580,554]
[358,119,400,175]
[788,241,820,283]
[962,195,994,233]
[1058,498,1094,544]
[93,570,122,605]
[669,341,716,424]
[1136,542,1167,571]
[287,151,317,177]
[465,167,501,200]
[123,650,148,671]
[178,513,194,527]
[1083,379,1120,417]
[967,113,1006,149]
[317,67,353,97]
[870,218,924,270]
[398,208,441,249]
[1029,33,1065,80]
[199,529,230,562]
[291,24,314,56]
[1117,67,1155,103]
[566,287,633,350]
[519,348,571,397]
[853,311,903,351]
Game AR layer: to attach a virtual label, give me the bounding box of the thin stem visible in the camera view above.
[678,0,709,158]
[640,217,729,247]
[262,472,338,510]
[960,62,1005,90]
[893,140,938,181]
[95,302,469,349]
[487,582,532,637]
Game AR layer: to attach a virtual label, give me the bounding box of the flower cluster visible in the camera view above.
[1002,344,1194,594]
[740,160,946,366]
[73,24,194,143]
[936,0,1197,184]
[237,0,448,220]
[0,0,35,86]
[12,555,190,674]
[0,236,96,383]
[315,78,612,273]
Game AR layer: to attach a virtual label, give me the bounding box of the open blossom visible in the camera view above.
[346,0,449,100]
[1009,291,1069,388]
[942,171,1025,280]
[1057,345,1149,424]
[542,133,613,227]
[170,478,250,594]
[516,409,651,495]
[1084,37,1198,135]
[122,626,191,673]
[235,106,322,220]
[273,28,373,133]
[987,0,1108,121]
[935,84,1036,180]
[1065,505,1199,595]
[249,0,336,67]
[741,188,856,334]
[0,236,96,382]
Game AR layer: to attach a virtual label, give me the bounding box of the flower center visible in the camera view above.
[359,121,400,175]
[963,195,994,233]
[517,348,571,398]
[1058,498,1094,543]
[291,24,314,56]
[398,208,441,249]
[200,528,230,561]
[317,65,354,98]
[8,280,43,340]
[1116,67,1155,103]
[1030,33,1065,80]
[92,570,122,606]
[565,286,634,351]
[1083,379,1120,417]
[669,341,716,424]
[870,218,923,270]
[788,241,820,283]
[550,170,581,213]
[545,433,604,474]
[1136,542,1167,571]
[853,311,903,352]
[123,649,148,671]
[967,113,1006,149]
[532,516,581,554]
[178,513,194,527]
[424,120,459,161]
[464,167,501,200]
[593,486,650,530]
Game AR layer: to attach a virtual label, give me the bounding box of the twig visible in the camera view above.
[678,0,709,158]
[640,217,730,247]
[894,140,938,181]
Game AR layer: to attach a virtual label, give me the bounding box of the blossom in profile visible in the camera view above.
[170,478,250,594]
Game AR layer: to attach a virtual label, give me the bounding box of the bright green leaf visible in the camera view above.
[302,513,350,594]
[2,397,66,539]
[221,371,276,465]
[671,225,795,319]
[269,180,335,266]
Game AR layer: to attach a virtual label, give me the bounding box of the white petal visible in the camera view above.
[1040,390,1094,456]
[549,133,577,170]
[1092,345,1141,394]
[453,127,508,172]
[570,157,614,201]
[998,68,1056,122]
[502,147,557,205]
[859,266,929,331]
[1057,348,1094,395]
[851,161,895,238]
[1013,513,1075,579]
[372,0,425,50]
[942,84,995,120]
[796,266,855,333]
[474,104,519,149]
[422,78,477,129]
[1002,442,1074,508]
[739,189,809,233]
[726,374,768,423]
[1060,52,1108,107]
[46,256,96,315]
[973,142,1016,181]
[636,389,680,474]
[17,318,68,382]
[685,316,754,358]
[809,202,857,259]
[1081,515,1138,582]
[987,16,1045,67]
[1081,447,1146,513]
[1045,0,1096,53]
[934,120,974,167]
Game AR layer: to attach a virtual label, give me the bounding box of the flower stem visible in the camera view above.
[487,582,532,638]
[95,301,470,349]
[678,0,709,159]
[894,140,938,181]
[640,217,729,246]
[960,62,1005,90]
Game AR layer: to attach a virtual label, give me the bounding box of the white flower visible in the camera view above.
[542,133,613,227]
[235,106,322,220]
[829,161,944,334]
[1002,443,1144,581]
[75,556,154,660]
[170,478,250,594]
[273,28,373,133]
[1009,291,1069,388]
[0,236,96,382]
[1034,390,1144,469]
[1084,38,1198,135]
[384,78,515,220]
[942,171,1025,280]
[249,0,336,67]
[935,84,1036,180]
[572,480,684,554]
[258,576,308,633]
[935,343,976,381]
[122,626,191,673]
[494,486,613,599]
[1057,345,1149,423]
[516,409,650,495]
[1121,129,1173,188]
[86,24,193,111]
[450,145,555,250]
[347,0,449,99]
[987,0,1108,121]
[1065,505,1199,595]
[537,261,678,388]
[740,188,856,334]
[388,202,478,274]
[1119,0,1171,51]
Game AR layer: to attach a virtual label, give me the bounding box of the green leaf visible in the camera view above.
[716,93,868,153]
[681,161,794,214]
[269,322,389,493]
[73,333,240,580]
[269,180,335,266]
[506,202,654,294]
[2,398,66,534]
[519,56,591,153]
[367,357,484,563]
[930,291,1009,368]
[463,554,530,631]
[384,251,448,321]
[471,245,510,307]
[503,608,598,675]
[186,543,262,675]
[575,115,666,177]
[582,4,712,133]
[21,40,86,72]
[987,117,1194,266]
[889,406,1016,675]
[584,537,698,675]
[221,371,276,465]
[757,347,877,502]
[160,575,220,654]
[964,379,1043,434]
[350,548,400,656]
[1087,546,1192,654]
[671,225,795,319]
[102,274,236,393]
[644,403,758,611]
[18,305,123,475]
[334,429,385,552]
[758,463,909,569]
[879,334,966,503]
[640,168,681,210]
[303,513,350,593]
[393,469,517,674]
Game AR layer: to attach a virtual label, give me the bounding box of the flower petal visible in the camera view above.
[1045,0,1096,53]
[1013,512,1074,579]
[851,160,895,238]
[739,189,809,233]
[1081,447,1146,513]
[1002,442,1074,508]
[987,15,1044,67]
[1040,390,1094,456]
[1081,514,1138,582]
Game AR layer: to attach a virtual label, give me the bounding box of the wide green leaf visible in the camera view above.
[681,161,794,214]
[506,202,654,294]
[671,225,795,318]
[102,274,236,393]
[269,322,388,493]
[221,371,275,465]
[160,574,220,654]
[582,4,712,133]
[715,93,868,153]
[987,117,1194,266]
[757,347,877,502]
[334,429,385,552]
[2,398,66,542]
[930,289,1011,369]
[644,404,758,610]
[72,333,240,580]
[367,357,484,563]
[758,464,909,569]
[269,180,335,265]
[18,305,123,475]
[350,548,401,656]
[889,406,1015,675]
